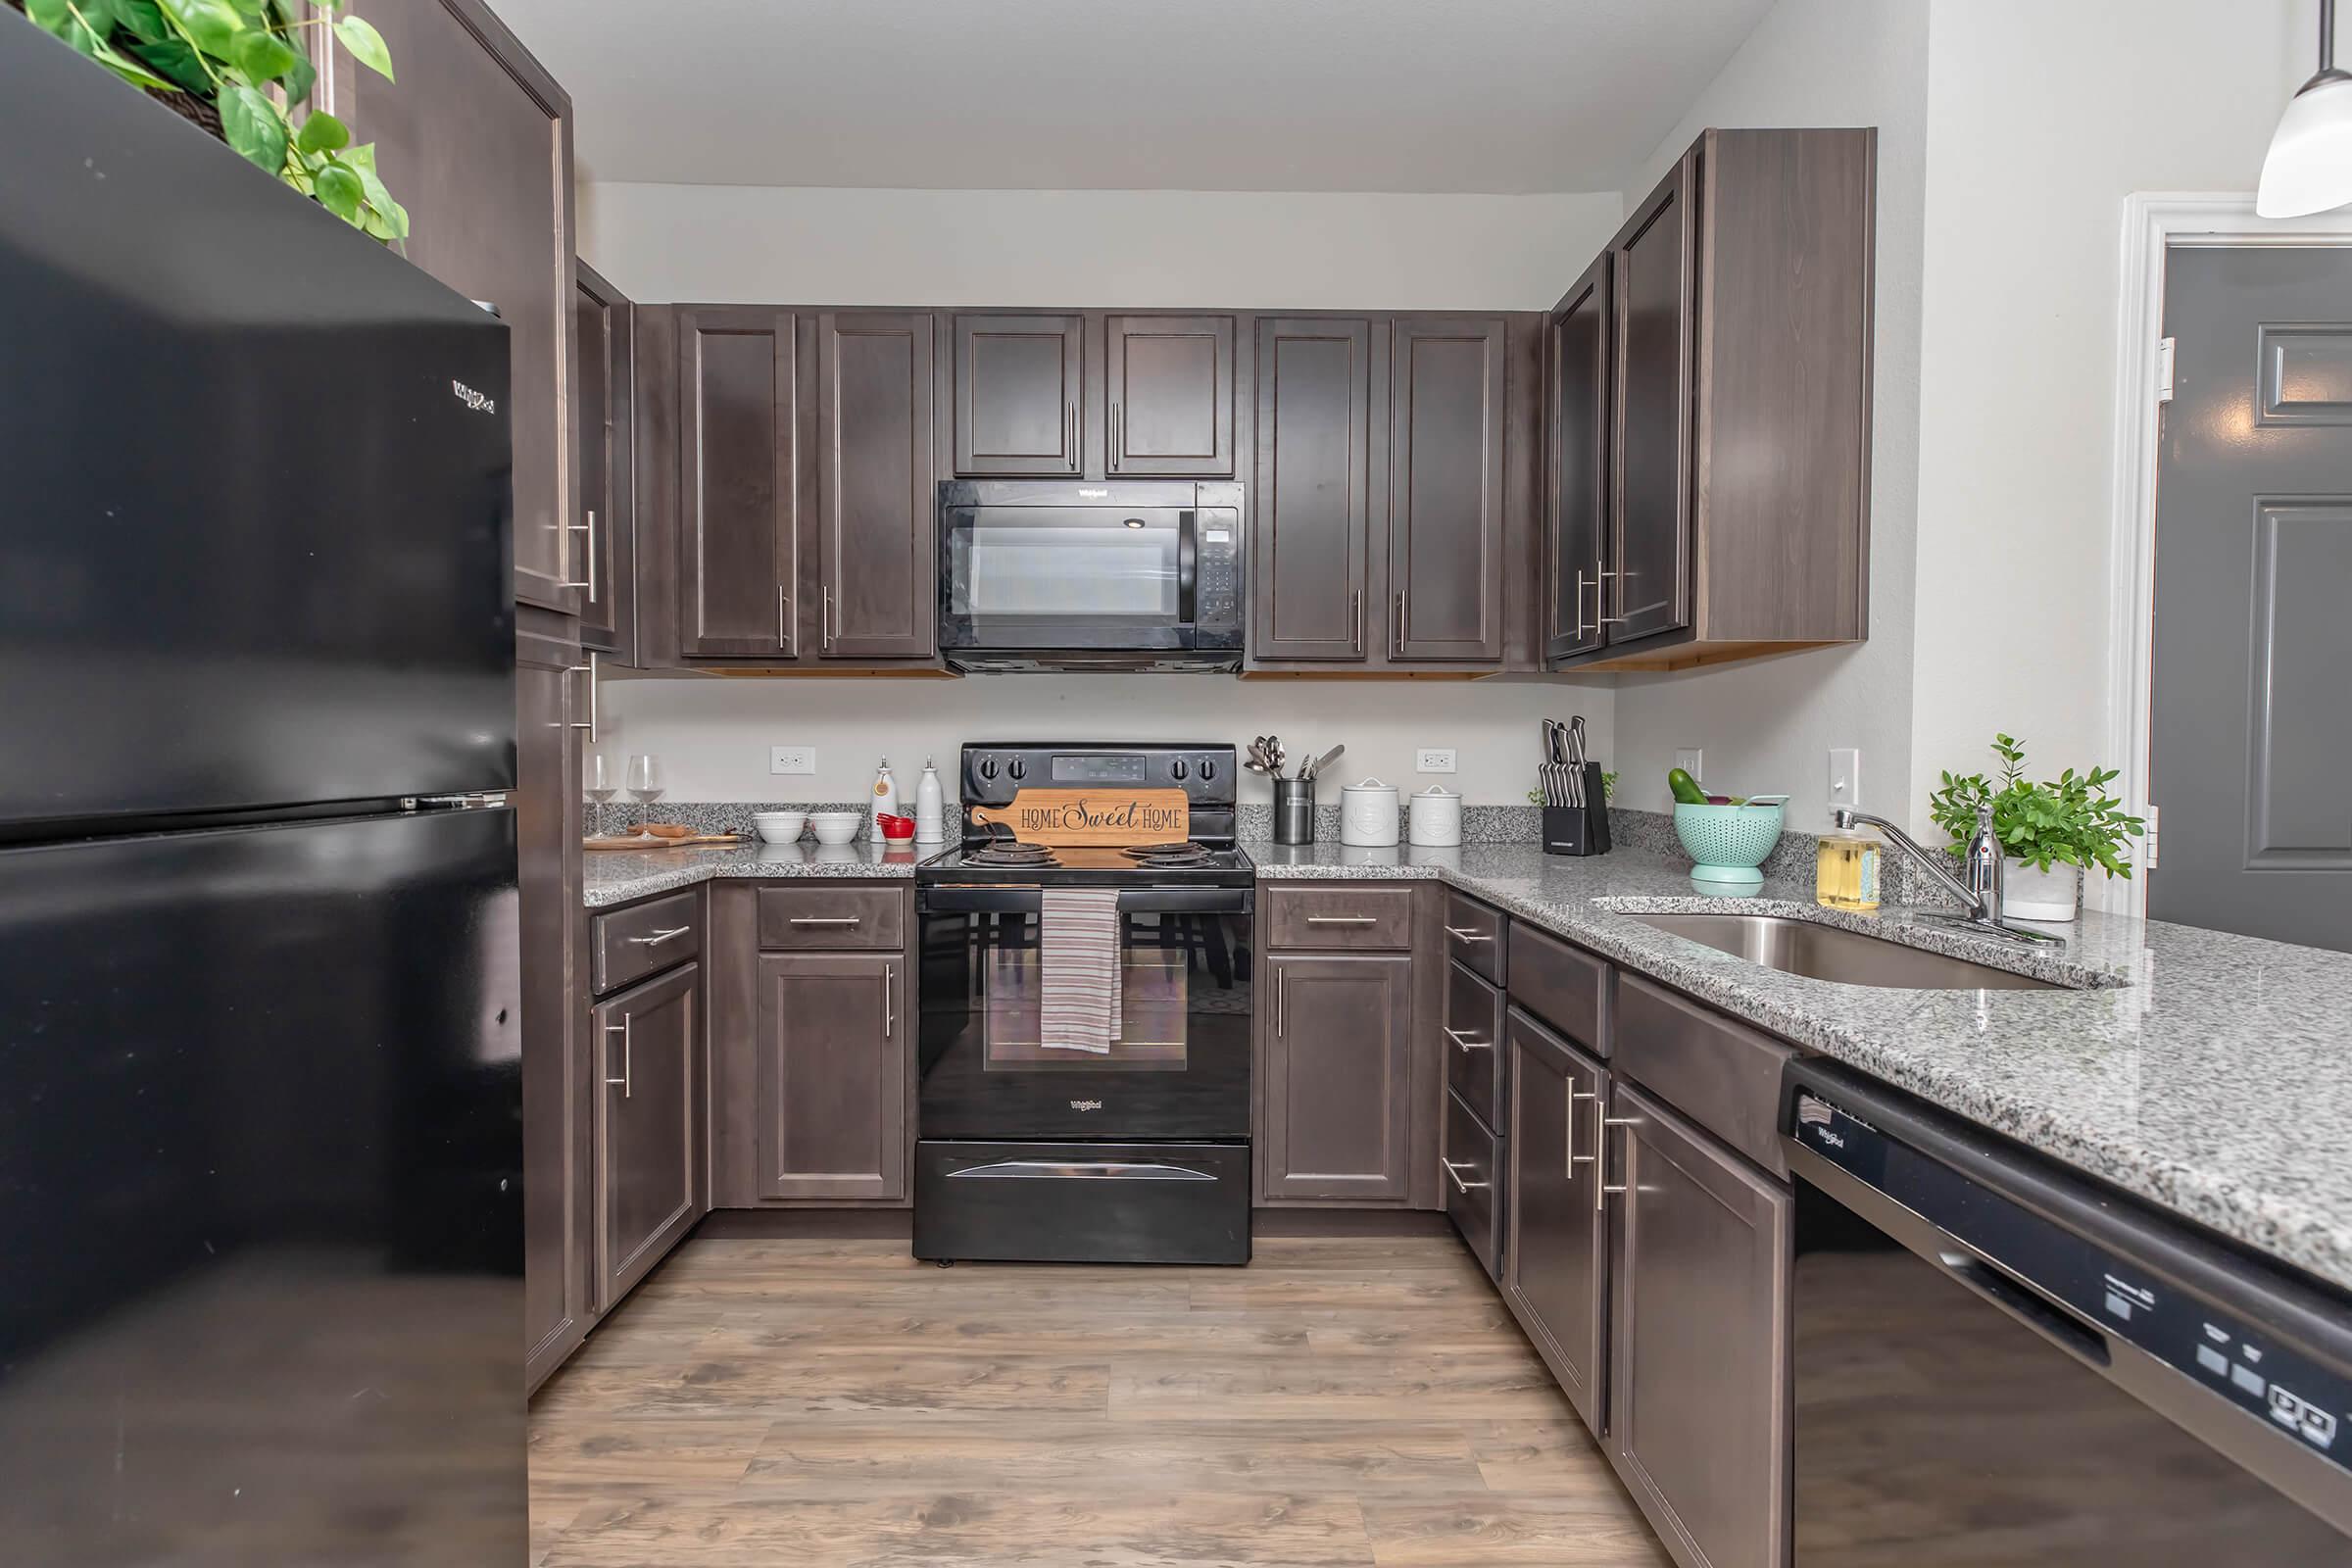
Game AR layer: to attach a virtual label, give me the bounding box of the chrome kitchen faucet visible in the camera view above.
[1832,804,2061,945]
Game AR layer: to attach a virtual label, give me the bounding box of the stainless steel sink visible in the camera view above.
[1623,912,2061,990]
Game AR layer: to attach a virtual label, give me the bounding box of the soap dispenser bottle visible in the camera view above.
[914,760,946,844]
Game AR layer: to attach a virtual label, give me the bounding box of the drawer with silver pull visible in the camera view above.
[1444,891,1506,984]
[757,885,906,951]
[591,890,704,995]
[1262,884,1413,950]
[1443,1087,1502,1282]
[1444,957,1506,1130]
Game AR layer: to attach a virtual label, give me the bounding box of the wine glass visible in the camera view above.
[624,754,662,836]
[583,754,617,836]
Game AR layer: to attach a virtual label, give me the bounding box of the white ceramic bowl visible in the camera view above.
[808,812,862,846]
[752,810,807,845]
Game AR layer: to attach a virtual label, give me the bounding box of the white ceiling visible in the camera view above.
[493,0,1776,193]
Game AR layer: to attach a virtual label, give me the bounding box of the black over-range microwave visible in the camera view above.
[937,480,1244,672]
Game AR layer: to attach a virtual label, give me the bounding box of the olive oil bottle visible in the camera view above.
[1816,827,1882,911]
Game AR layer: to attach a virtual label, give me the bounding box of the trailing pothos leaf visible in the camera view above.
[11,0,408,241]
[1927,733,2146,880]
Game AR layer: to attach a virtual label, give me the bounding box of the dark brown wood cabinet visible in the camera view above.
[951,313,1085,475]
[327,0,576,613]
[1258,953,1413,1201]
[1608,1081,1791,1568]
[1105,314,1235,476]
[591,961,703,1310]
[1251,317,1377,662]
[575,261,636,662]
[1503,1006,1608,1436]
[675,307,801,658]
[1388,316,1507,662]
[816,312,938,659]
[753,952,907,1201]
[1545,254,1610,663]
[1550,128,1876,674]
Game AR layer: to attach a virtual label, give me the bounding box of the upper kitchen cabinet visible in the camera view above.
[325,0,577,614]
[1105,315,1236,476]
[816,312,938,660]
[1551,127,1876,673]
[1388,317,1508,662]
[950,313,1086,475]
[575,262,636,663]
[674,307,803,658]
[1251,317,1378,662]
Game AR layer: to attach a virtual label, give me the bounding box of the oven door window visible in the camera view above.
[981,909,1196,1070]
[944,507,1187,639]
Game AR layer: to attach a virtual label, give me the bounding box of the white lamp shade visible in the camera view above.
[2258,73,2352,218]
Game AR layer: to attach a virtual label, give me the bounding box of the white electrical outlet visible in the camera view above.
[1416,748,1457,774]
[1828,748,1860,810]
[1674,748,1704,783]
[770,745,816,776]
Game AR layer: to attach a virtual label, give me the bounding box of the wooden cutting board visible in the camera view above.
[966,788,1190,847]
[583,833,745,852]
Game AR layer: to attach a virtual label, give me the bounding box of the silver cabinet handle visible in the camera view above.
[1305,915,1377,926]
[604,1014,632,1098]
[1598,1112,1637,1207]
[1442,1158,1490,1194]
[1350,587,1364,654]
[1444,1027,1492,1053]
[1110,402,1122,471]
[1393,589,1407,653]
[1567,1088,1598,1173]
[1275,967,1287,1038]
[884,960,897,1038]
[1443,926,1494,943]
[1595,556,1631,626]
[558,508,596,593]
[566,652,599,742]
[777,585,792,651]
[821,585,834,652]
[789,915,862,926]
[1067,405,1079,470]
[626,926,690,947]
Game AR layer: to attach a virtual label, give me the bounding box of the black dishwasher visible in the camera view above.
[1784,1059,2352,1565]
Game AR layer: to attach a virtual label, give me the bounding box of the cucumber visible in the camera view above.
[1667,767,1708,806]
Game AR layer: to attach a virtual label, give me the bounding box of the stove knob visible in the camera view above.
[1170,760,1189,782]
[1198,759,1216,781]
[978,759,999,781]
[1007,759,1026,781]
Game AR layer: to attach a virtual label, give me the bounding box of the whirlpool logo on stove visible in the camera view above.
[451,379,498,415]
[1070,1100,1104,1112]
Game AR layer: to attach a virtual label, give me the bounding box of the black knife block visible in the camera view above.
[1543,768,1611,857]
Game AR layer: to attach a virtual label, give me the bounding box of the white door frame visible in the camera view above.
[2100,192,2352,917]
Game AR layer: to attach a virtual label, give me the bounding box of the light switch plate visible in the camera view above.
[1828,748,1860,811]
[771,745,816,776]
[1416,748,1457,774]
[1674,748,1704,783]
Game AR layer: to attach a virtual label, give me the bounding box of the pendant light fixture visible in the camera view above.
[2258,0,2352,217]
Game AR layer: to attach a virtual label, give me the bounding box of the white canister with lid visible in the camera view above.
[1408,785,1462,847]
[1340,778,1401,847]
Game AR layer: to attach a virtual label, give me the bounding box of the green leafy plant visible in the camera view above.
[14,0,408,240]
[1928,733,2145,879]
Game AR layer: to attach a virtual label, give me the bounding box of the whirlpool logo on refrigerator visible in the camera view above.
[451,379,498,415]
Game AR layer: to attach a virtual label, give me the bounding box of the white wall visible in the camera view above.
[1608,0,1931,831]
[1905,0,2309,830]
[577,183,1624,311]
[599,675,1609,807]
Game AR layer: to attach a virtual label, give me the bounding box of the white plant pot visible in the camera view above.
[2001,858,2082,922]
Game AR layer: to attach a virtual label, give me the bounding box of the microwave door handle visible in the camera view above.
[1177,509,1199,624]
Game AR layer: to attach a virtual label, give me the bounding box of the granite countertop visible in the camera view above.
[583,839,926,906]
[1249,838,2352,1296]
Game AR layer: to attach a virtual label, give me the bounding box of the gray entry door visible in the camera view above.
[2150,244,2352,952]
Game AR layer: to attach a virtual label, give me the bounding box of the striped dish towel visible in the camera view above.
[1040,888,1122,1054]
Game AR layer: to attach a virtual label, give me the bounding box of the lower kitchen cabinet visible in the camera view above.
[1257,953,1413,1202]
[591,961,704,1310]
[1503,1005,1608,1435]
[1607,1080,1791,1568]
[753,952,907,1201]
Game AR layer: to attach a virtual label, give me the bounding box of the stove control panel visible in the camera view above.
[961,746,1238,806]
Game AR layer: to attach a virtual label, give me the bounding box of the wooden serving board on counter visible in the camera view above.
[583,833,746,852]
[966,788,1190,847]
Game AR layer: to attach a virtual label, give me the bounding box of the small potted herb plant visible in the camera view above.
[1927,734,2144,921]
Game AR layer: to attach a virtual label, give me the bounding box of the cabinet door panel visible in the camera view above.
[755,953,906,1200]
[1251,318,1375,662]
[818,312,937,659]
[576,262,636,661]
[1389,317,1506,662]
[1107,315,1234,475]
[677,309,798,657]
[953,314,1083,475]
[1610,156,1697,645]
[593,963,700,1310]
[1503,1008,1607,1436]
[331,0,574,612]
[1546,256,1609,662]
[1260,954,1411,1201]
[1610,1082,1790,1568]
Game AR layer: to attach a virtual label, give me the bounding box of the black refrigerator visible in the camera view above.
[0,23,525,1564]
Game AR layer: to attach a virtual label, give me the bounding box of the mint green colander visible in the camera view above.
[1673,799,1788,883]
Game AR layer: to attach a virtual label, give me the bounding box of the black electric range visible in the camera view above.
[913,744,1254,1265]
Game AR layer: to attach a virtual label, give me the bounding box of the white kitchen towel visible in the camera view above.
[1039,888,1122,1054]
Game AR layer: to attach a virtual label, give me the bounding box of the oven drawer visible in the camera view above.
[1263,884,1414,950]
[591,890,704,996]
[1444,1088,1503,1281]
[1444,891,1507,984]
[1508,922,1609,1054]
[758,885,906,950]
[1443,958,1505,1130]
[913,1140,1251,1264]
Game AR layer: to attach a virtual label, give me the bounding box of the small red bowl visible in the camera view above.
[877,813,916,840]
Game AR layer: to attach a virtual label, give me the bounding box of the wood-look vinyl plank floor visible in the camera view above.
[530,1236,1669,1567]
